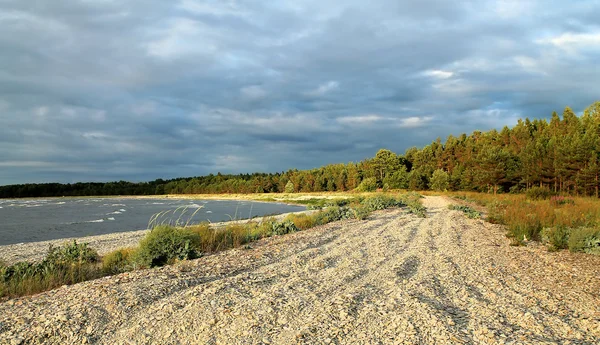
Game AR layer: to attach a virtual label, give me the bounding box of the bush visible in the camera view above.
[284,213,315,230]
[540,226,570,251]
[448,205,481,219]
[134,225,201,268]
[46,240,99,265]
[1,241,103,298]
[526,186,556,200]
[313,206,354,225]
[361,195,403,211]
[568,227,600,254]
[102,248,135,274]
[351,205,370,220]
[357,177,377,192]
[270,221,299,236]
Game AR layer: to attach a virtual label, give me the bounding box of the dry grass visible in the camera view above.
[449,192,600,250]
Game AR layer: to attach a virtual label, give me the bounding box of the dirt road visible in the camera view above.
[1,196,599,344]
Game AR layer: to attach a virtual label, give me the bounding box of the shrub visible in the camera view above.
[134,225,201,268]
[361,195,403,211]
[46,240,99,265]
[102,248,135,274]
[351,205,370,220]
[568,227,600,254]
[284,213,315,230]
[540,226,570,251]
[313,206,354,225]
[270,221,299,235]
[357,177,377,192]
[448,205,481,219]
[1,241,104,298]
[526,186,555,200]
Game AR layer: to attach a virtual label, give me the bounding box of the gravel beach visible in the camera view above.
[1,196,599,344]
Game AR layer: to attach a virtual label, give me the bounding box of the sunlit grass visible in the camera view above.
[449,191,600,252]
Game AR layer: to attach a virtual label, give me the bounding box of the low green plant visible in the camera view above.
[526,186,556,200]
[351,205,370,220]
[448,204,481,219]
[0,241,103,298]
[361,195,403,211]
[568,227,600,254]
[284,213,315,230]
[102,248,135,274]
[133,225,201,268]
[270,220,299,235]
[508,214,543,243]
[45,240,99,265]
[313,206,355,225]
[540,226,570,251]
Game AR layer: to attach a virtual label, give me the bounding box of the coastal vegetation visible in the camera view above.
[0,193,423,298]
[2,102,600,198]
[450,192,600,253]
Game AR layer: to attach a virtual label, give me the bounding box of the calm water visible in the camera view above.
[0,198,305,245]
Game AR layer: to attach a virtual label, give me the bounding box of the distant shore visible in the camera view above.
[0,209,316,265]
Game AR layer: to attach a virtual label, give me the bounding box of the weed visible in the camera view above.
[102,248,135,274]
[133,225,201,268]
[540,226,570,251]
[568,227,600,254]
[448,204,481,219]
[526,186,556,200]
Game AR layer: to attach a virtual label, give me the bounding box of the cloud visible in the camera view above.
[539,32,600,49]
[307,81,340,96]
[240,85,267,100]
[0,0,599,184]
[397,116,434,128]
[423,70,454,79]
[337,114,384,125]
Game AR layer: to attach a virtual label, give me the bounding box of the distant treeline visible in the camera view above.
[1,102,599,198]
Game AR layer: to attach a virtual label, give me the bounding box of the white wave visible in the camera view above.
[119,209,127,212]
[188,203,203,208]
[107,211,122,215]
[107,217,115,221]
[152,202,165,205]
[205,210,212,213]
[0,206,3,209]
[86,219,104,223]
[55,202,66,205]
[25,204,43,208]
[111,204,126,207]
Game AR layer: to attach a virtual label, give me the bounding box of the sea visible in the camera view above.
[0,198,305,246]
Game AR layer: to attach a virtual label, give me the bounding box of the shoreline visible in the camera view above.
[0,209,317,265]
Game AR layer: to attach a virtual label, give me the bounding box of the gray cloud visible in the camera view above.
[1,0,600,184]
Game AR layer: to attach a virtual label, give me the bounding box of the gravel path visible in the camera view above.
[1,196,599,344]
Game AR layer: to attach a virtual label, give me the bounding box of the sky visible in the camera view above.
[1,0,599,185]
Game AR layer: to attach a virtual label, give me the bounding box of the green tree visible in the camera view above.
[430,169,449,191]
[284,181,295,193]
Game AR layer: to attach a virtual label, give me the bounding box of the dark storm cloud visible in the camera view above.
[1,0,600,184]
